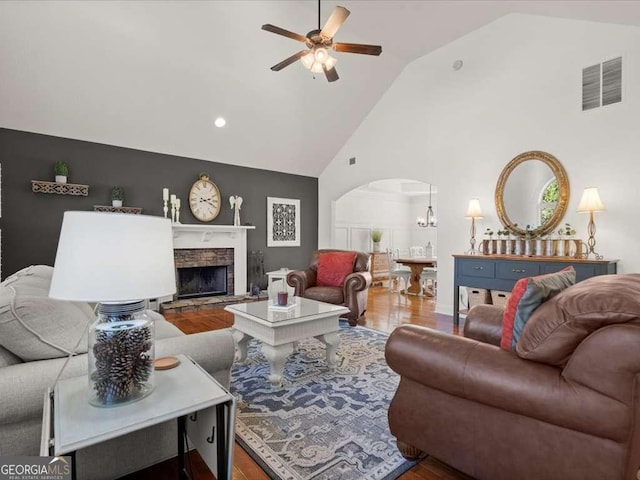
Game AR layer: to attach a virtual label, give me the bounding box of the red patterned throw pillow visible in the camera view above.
[317,252,358,287]
[500,266,576,351]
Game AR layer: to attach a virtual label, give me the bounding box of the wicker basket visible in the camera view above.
[467,288,491,309]
[490,290,511,308]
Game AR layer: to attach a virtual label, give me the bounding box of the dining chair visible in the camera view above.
[386,248,411,292]
[421,267,437,296]
[409,246,425,257]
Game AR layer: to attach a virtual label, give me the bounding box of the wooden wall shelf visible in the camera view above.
[93,205,142,214]
[31,180,89,196]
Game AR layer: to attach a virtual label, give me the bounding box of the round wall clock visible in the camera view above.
[189,173,221,222]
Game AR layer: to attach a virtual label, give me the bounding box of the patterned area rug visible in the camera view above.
[230,323,415,480]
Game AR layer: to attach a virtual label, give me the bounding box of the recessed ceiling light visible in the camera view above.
[214,117,226,128]
[453,60,463,71]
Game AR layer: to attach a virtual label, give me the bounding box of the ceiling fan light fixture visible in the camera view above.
[314,47,328,62]
[310,61,324,74]
[324,55,337,70]
[301,52,314,69]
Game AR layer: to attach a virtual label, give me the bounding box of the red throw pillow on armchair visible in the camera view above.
[317,252,358,287]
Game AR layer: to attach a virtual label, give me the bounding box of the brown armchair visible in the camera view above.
[287,249,371,326]
[385,274,640,480]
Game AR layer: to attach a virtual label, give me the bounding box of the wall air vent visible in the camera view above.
[582,57,622,111]
[602,57,622,106]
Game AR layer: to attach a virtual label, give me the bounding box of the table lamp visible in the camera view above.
[465,199,483,255]
[577,187,605,259]
[49,212,176,407]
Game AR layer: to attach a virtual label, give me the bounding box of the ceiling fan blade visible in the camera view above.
[323,65,339,83]
[333,42,382,56]
[261,24,308,43]
[320,6,350,39]
[270,50,309,71]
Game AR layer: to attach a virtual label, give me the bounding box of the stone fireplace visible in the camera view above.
[174,248,233,298]
[170,224,255,297]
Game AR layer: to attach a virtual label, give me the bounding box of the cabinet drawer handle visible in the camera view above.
[472,266,484,270]
[512,269,526,273]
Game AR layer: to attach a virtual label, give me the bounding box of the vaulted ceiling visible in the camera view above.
[1,1,639,177]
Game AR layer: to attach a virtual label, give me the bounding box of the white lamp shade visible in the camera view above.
[465,199,483,218]
[49,212,176,302]
[577,187,605,212]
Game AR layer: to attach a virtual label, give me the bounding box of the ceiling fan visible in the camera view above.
[261,1,382,82]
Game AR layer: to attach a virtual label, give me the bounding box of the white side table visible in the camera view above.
[41,354,235,480]
[266,268,295,300]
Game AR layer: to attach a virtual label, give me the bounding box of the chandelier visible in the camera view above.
[417,184,437,228]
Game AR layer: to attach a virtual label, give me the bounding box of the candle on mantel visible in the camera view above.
[163,188,169,201]
[175,198,181,208]
[170,194,176,205]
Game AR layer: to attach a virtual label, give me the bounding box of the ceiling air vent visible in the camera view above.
[582,56,622,111]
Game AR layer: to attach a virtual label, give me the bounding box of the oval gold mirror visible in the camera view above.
[495,151,569,237]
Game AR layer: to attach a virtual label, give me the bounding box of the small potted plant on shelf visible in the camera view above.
[54,161,69,184]
[371,230,383,252]
[111,186,124,207]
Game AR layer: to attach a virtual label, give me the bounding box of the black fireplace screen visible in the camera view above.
[176,266,228,299]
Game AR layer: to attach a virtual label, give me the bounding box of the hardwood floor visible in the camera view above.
[128,285,471,480]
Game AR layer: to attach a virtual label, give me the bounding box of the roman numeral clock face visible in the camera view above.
[189,174,221,222]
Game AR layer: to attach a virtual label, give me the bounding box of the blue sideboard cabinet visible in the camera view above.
[453,254,618,326]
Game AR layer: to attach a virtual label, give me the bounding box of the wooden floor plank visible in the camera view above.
[131,285,471,480]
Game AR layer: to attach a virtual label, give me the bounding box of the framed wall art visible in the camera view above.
[267,197,300,247]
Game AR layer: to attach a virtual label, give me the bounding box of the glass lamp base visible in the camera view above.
[89,301,155,407]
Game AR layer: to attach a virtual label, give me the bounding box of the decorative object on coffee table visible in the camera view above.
[49,212,176,407]
[111,186,124,207]
[465,199,483,255]
[54,160,69,184]
[229,195,243,226]
[266,268,294,301]
[267,197,300,247]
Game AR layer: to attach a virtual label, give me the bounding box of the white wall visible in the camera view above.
[334,189,413,253]
[333,186,438,255]
[319,14,640,315]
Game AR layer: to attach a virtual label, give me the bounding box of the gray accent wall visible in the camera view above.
[0,128,318,281]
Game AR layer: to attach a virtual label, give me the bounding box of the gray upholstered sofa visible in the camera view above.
[0,265,235,479]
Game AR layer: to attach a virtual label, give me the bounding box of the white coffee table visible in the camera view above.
[225,297,349,386]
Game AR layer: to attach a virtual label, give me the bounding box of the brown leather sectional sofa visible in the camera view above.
[385,274,640,480]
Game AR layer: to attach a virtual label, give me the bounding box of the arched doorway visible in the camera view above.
[332,179,438,256]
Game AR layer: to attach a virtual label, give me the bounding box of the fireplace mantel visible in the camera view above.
[172,224,255,295]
